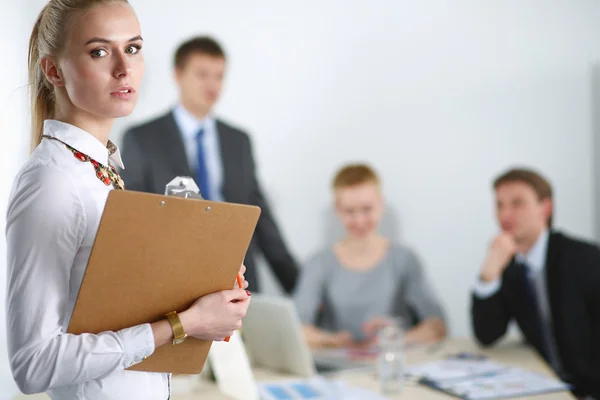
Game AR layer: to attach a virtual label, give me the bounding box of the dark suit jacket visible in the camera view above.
[471,231,600,398]
[119,111,298,294]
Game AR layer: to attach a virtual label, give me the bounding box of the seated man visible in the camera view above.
[294,164,446,349]
[471,168,600,399]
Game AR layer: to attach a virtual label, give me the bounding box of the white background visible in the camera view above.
[1,1,35,397]
[2,1,600,397]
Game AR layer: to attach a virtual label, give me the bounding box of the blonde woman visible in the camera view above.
[294,164,446,349]
[6,1,250,398]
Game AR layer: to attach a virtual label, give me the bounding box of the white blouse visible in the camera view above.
[5,120,169,399]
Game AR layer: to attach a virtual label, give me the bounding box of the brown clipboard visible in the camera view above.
[66,189,261,374]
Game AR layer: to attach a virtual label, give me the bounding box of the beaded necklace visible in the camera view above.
[42,135,125,190]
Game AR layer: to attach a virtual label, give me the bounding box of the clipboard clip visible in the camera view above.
[164,176,204,199]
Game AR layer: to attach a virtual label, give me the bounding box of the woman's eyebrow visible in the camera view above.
[84,35,143,45]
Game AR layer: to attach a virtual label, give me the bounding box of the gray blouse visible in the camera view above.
[293,243,445,341]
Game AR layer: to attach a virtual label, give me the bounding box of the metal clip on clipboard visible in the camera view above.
[164,176,204,199]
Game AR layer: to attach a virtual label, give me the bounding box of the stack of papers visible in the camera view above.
[258,376,387,400]
[405,359,571,400]
[406,359,506,381]
[432,368,571,400]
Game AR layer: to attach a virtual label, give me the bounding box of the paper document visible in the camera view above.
[208,331,259,400]
[405,359,506,382]
[433,368,570,400]
[258,376,387,400]
[406,359,570,399]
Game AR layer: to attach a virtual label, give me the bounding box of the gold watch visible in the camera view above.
[165,311,187,345]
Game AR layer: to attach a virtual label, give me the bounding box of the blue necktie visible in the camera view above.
[195,128,211,200]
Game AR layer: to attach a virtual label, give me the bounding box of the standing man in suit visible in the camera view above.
[120,36,298,294]
[471,168,600,399]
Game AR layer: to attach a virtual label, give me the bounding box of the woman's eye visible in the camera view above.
[125,45,141,55]
[91,49,108,58]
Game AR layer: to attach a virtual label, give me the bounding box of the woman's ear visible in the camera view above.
[40,57,65,87]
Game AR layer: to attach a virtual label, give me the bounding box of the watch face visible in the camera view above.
[173,337,186,345]
[173,333,187,345]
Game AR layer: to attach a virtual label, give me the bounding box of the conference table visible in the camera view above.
[13,337,575,399]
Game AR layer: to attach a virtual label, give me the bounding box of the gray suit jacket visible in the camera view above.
[119,111,298,293]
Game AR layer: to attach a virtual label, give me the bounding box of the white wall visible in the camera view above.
[593,66,600,240]
[1,2,34,398]
[120,0,600,338]
[3,2,600,394]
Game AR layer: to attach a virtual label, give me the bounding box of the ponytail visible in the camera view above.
[28,7,55,153]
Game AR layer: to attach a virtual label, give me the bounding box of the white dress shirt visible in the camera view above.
[5,120,169,399]
[472,230,564,376]
[172,104,224,201]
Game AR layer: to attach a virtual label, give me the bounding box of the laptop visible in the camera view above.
[241,294,375,377]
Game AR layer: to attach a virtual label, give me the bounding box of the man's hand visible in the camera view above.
[480,233,518,282]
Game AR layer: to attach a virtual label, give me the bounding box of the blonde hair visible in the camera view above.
[28,0,129,152]
[332,163,380,190]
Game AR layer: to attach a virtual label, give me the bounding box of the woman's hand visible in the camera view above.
[320,331,353,348]
[403,317,446,345]
[180,288,251,341]
[362,316,398,340]
[302,325,353,349]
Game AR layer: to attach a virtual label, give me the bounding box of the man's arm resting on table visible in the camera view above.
[471,276,511,346]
